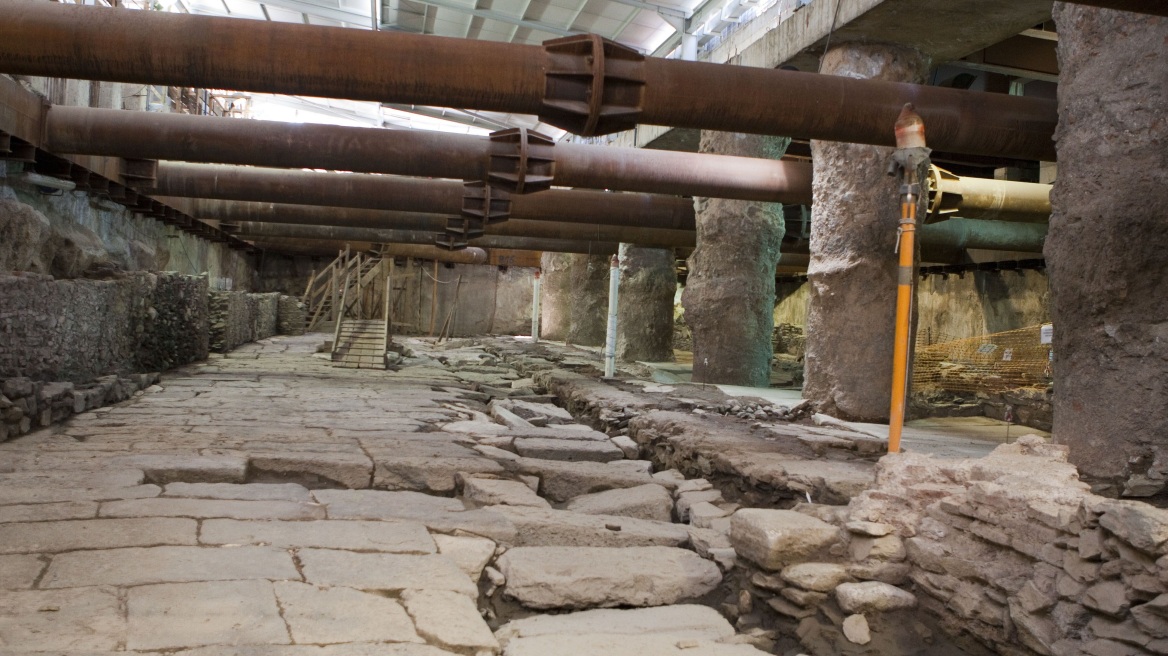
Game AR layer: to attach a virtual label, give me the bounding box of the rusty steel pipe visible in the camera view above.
[382,245,488,265]
[46,107,810,203]
[927,166,1051,223]
[152,162,698,230]
[238,223,620,255]
[174,198,695,248]
[2,1,1057,159]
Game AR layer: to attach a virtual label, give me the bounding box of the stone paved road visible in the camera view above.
[0,334,772,655]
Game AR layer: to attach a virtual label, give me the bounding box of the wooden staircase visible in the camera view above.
[331,319,388,369]
[303,247,386,333]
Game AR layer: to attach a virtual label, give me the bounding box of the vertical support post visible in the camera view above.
[384,258,394,357]
[604,255,620,378]
[531,270,542,342]
[428,260,439,336]
[887,104,929,454]
[330,257,338,323]
[356,253,363,320]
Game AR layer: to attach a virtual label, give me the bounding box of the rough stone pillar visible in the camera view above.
[566,253,610,347]
[538,252,573,341]
[681,133,787,387]
[802,43,930,422]
[616,244,676,363]
[1048,3,1168,494]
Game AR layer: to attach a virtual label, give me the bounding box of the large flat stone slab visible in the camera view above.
[402,588,500,652]
[372,456,505,494]
[0,500,98,523]
[315,489,517,543]
[434,534,497,580]
[127,580,289,650]
[0,518,197,554]
[100,498,326,520]
[730,508,841,571]
[179,645,461,656]
[461,476,550,508]
[298,549,477,597]
[0,554,45,588]
[513,437,625,463]
[495,605,736,643]
[507,458,660,502]
[249,452,373,489]
[275,581,422,645]
[201,519,436,553]
[0,587,125,651]
[163,482,313,502]
[40,545,298,588]
[564,484,674,522]
[499,634,772,655]
[110,454,248,484]
[493,506,689,548]
[0,483,162,505]
[496,546,721,609]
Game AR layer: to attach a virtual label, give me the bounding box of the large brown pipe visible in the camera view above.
[46,106,809,203]
[174,198,694,248]
[3,1,1057,160]
[153,161,1051,225]
[239,223,620,255]
[153,162,698,230]
[383,245,488,265]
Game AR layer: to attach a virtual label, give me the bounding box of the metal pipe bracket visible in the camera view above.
[540,34,645,136]
[487,128,555,194]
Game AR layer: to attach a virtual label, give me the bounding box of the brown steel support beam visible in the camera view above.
[0,1,1057,159]
[238,223,620,255]
[179,198,693,248]
[46,106,810,203]
[152,162,698,230]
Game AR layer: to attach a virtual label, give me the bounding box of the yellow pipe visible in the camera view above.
[888,181,917,454]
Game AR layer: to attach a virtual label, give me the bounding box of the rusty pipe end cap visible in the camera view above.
[895,103,927,150]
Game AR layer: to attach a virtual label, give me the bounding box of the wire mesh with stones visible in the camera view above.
[912,325,1053,395]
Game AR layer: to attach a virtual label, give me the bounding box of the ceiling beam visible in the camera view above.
[386,0,578,36]
[258,0,372,25]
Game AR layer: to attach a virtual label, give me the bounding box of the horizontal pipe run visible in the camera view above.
[237,222,620,255]
[175,198,694,247]
[3,1,1057,159]
[382,245,488,265]
[46,106,811,204]
[152,162,698,230]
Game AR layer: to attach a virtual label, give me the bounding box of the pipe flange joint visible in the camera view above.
[462,180,512,226]
[539,34,646,137]
[487,128,556,195]
[446,215,485,239]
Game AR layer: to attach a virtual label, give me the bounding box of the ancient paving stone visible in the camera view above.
[127,580,289,650]
[0,483,162,505]
[495,605,736,644]
[275,581,422,645]
[402,588,500,652]
[507,457,659,502]
[688,501,731,528]
[730,508,841,571]
[0,469,145,488]
[564,484,674,522]
[498,634,770,656]
[0,586,125,651]
[40,545,298,588]
[496,546,722,609]
[110,454,248,483]
[297,549,477,597]
[100,497,326,520]
[842,614,872,645]
[835,581,918,614]
[201,519,436,553]
[676,490,724,522]
[433,534,497,580]
[163,482,313,502]
[372,456,506,494]
[512,437,625,463]
[0,554,45,588]
[494,506,690,548]
[0,517,197,554]
[314,489,517,543]
[0,500,97,523]
[250,452,373,489]
[460,475,550,508]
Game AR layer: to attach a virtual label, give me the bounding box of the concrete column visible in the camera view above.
[802,43,930,422]
[538,252,573,341]
[616,244,676,363]
[681,133,787,387]
[566,253,610,346]
[1048,3,1168,495]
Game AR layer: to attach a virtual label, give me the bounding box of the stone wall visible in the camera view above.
[0,271,209,383]
[277,295,307,336]
[1,372,160,442]
[209,291,280,353]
